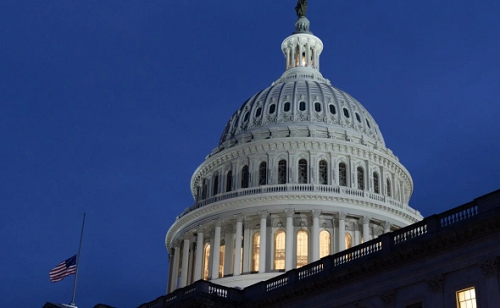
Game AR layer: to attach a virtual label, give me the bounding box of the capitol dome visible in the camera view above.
[166,6,422,292]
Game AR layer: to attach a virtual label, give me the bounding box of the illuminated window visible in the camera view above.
[252,232,260,272]
[241,165,249,188]
[373,172,380,194]
[202,243,210,280]
[345,233,352,249]
[212,173,219,196]
[296,230,308,268]
[226,170,232,192]
[456,287,476,308]
[319,230,330,258]
[319,160,328,185]
[339,163,347,186]
[387,178,392,197]
[298,159,308,184]
[278,160,287,184]
[218,245,225,278]
[357,167,364,190]
[274,230,285,270]
[259,162,267,185]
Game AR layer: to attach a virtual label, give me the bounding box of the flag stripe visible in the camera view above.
[49,255,77,283]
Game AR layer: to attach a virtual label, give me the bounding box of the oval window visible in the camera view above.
[355,113,361,122]
[284,102,291,112]
[255,107,262,118]
[299,101,306,111]
[244,112,250,121]
[366,119,371,128]
[343,108,350,118]
[269,104,276,114]
[314,102,321,112]
[329,104,336,114]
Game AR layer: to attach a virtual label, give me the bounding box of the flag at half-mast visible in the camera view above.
[49,255,77,282]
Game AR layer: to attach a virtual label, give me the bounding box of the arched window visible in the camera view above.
[202,179,208,199]
[252,232,260,272]
[284,102,291,112]
[339,163,347,187]
[259,162,267,185]
[319,230,330,258]
[299,101,306,111]
[357,167,364,190]
[255,107,262,118]
[345,233,352,249]
[298,159,308,184]
[241,165,249,188]
[202,243,210,280]
[329,104,336,115]
[269,104,276,114]
[296,230,308,268]
[319,160,328,185]
[373,172,380,194]
[219,245,225,278]
[278,160,287,184]
[212,173,219,196]
[314,102,321,112]
[226,170,232,192]
[274,230,285,270]
[387,179,392,197]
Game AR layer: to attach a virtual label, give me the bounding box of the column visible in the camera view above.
[193,226,204,281]
[166,254,173,294]
[258,210,268,273]
[363,217,370,242]
[187,238,195,285]
[211,220,221,279]
[338,213,346,251]
[354,222,361,246]
[223,224,233,276]
[312,210,321,262]
[242,217,251,273]
[169,244,180,292]
[384,222,391,233]
[285,209,294,270]
[180,237,190,287]
[234,216,243,276]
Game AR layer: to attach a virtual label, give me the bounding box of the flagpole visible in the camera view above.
[70,213,86,307]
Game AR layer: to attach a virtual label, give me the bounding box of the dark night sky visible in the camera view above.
[1,1,499,307]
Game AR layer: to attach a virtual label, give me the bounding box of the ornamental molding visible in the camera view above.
[480,257,499,277]
[426,275,444,292]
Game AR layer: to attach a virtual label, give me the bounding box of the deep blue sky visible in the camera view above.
[1,1,499,307]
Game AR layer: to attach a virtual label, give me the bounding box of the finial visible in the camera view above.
[295,0,308,17]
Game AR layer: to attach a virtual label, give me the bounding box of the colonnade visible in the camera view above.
[167,210,394,293]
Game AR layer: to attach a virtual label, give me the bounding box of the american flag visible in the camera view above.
[49,255,77,282]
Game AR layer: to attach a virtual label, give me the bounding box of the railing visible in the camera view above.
[178,184,411,218]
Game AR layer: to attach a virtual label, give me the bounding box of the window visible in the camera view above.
[456,287,476,308]
[299,101,306,111]
[345,233,352,249]
[255,107,262,118]
[278,160,287,184]
[298,159,308,184]
[274,230,285,270]
[366,119,371,128]
[373,172,380,194]
[202,179,208,199]
[329,104,336,115]
[226,170,232,192]
[284,102,291,112]
[339,163,347,187]
[319,160,328,185]
[387,179,392,197]
[319,230,330,258]
[314,102,321,112]
[241,165,249,188]
[355,113,361,122]
[212,173,219,196]
[259,162,267,185]
[269,104,276,114]
[357,167,364,190]
[243,112,250,122]
[219,245,225,278]
[343,108,350,118]
[296,230,308,268]
[202,243,210,280]
[252,232,260,272]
